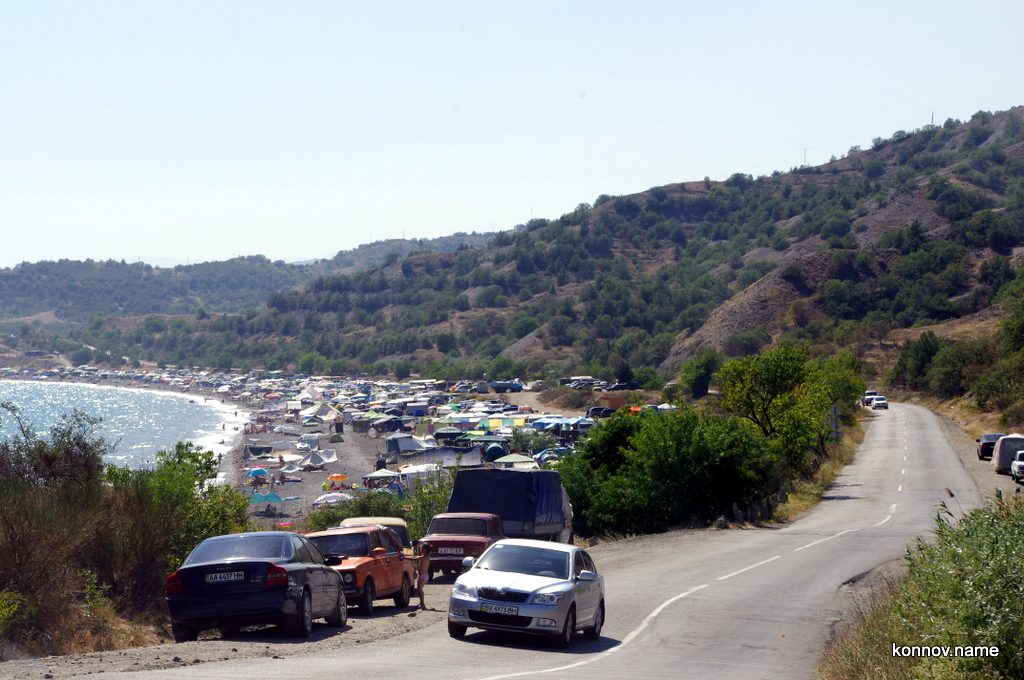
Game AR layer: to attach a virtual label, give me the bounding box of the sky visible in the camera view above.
[1,1,1021,268]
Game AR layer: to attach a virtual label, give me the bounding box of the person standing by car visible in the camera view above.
[416,543,432,609]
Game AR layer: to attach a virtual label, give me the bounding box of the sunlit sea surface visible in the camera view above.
[0,380,243,468]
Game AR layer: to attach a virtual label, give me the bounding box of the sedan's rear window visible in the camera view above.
[476,544,569,580]
[307,533,369,557]
[187,535,289,564]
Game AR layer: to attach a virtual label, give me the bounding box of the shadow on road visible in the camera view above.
[454,628,621,655]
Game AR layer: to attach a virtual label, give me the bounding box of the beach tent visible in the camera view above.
[318,449,338,463]
[494,453,536,464]
[298,433,320,449]
[250,492,283,504]
[298,451,327,470]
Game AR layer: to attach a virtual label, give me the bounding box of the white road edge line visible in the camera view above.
[475,584,709,680]
[716,555,781,581]
[793,528,859,552]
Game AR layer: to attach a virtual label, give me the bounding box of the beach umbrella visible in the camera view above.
[312,492,352,508]
[246,468,269,478]
[327,473,349,481]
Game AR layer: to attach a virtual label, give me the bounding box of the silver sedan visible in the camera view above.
[447,538,605,648]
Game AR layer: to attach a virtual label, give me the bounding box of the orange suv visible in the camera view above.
[306,525,415,615]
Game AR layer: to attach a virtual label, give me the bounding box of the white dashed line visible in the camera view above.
[793,529,859,552]
[898,484,903,492]
[716,555,781,581]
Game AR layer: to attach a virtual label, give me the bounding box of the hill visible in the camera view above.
[14,107,1024,394]
[0,233,495,322]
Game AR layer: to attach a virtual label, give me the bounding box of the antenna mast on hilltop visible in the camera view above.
[931,111,935,126]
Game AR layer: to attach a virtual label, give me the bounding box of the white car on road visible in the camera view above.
[1010,451,1024,483]
[448,539,605,648]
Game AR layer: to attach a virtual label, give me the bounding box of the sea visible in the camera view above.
[0,380,248,469]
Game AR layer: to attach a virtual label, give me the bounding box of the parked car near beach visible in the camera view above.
[448,539,604,648]
[976,433,1006,460]
[165,531,346,642]
[417,512,506,579]
[305,524,415,614]
[1010,451,1024,483]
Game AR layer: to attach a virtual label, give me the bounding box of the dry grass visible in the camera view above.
[819,577,915,680]
[773,422,865,523]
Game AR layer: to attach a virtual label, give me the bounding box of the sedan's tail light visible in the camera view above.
[165,571,185,596]
[266,564,288,588]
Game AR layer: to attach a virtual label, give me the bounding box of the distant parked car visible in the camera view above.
[165,531,346,642]
[603,382,637,392]
[976,433,1006,460]
[305,524,414,614]
[862,390,879,407]
[870,396,889,410]
[586,406,615,418]
[1010,451,1024,483]
[448,539,605,648]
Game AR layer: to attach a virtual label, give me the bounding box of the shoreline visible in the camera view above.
[0,377,253,478]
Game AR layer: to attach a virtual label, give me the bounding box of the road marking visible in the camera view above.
[475,584,709,679]
[793,529,859,552]
[903,456,907,462]
[901,469,905,475]
[873,504,898,527]
[716,555,781,581]
[898,484,903,492]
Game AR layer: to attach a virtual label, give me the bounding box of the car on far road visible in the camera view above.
[448,539,605,648]
[870,396,889,410]
[976,433,1006,460]
[1010,451,1024,482]
[862,390,879,406]
[165,531,346,642]
[305,524,414,615]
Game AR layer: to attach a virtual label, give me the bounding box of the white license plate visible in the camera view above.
[206,571,245,583]
[481,603,518,616]
[437,547,464,555]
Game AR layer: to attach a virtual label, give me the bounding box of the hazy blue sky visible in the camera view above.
[1,1,1020,268]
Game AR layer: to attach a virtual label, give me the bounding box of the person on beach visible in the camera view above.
[416,543,432,610]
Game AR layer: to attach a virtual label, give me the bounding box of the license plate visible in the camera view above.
[481,603,518,615]
[437,547,464,555]
[206,571,245,583]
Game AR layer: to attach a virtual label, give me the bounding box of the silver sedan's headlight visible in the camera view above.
[532,591,566,605]
[453,582,478,598]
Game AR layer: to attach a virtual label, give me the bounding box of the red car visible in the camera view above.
[417,513,506,579]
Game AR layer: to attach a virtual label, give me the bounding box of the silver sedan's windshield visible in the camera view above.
[476,544,569,580]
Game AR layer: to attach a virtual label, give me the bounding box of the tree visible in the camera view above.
[679,349,722,399]
[716,342,809,438]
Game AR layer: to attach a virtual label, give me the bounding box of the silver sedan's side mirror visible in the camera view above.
[462,556,476,569]
[577,570,596,582]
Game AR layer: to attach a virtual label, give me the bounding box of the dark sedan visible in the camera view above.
[165,531,347,642]
[977,433,1006,460]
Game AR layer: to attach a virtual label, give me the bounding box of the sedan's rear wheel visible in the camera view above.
[288,590,313,637]
[325,591,347,627]
[448,620,467,639]
[171,622,198,643]
[555,607,576,649]
[583,601,604,640]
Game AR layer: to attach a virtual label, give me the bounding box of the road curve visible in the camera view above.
[104,403,981,680]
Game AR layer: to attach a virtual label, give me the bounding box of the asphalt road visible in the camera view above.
[104,402,982,680]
